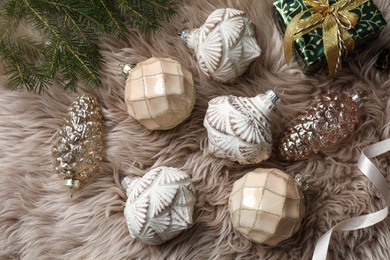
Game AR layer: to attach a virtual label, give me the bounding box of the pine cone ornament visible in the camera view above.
[180,8,261,83]
[204,90,279,164]
[279,92,363,161]
[52,94,103,196]
[122,167,196,245]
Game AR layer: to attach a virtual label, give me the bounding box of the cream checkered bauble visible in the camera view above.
[123,57,196,130]
[229,168,305,245]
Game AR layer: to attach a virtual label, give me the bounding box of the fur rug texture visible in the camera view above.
[1,0,390,259]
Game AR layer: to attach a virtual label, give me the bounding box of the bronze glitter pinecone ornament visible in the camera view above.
[52,94,103,197]
[279,92,363,161]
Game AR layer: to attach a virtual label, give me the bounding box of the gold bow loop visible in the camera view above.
[284,0,368,76]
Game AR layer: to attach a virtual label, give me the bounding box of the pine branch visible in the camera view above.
[1,0,24,31]
[40,0,107,34]
[0,37,50,92]
[60,48,79,91]
[145,0,176,20]
[98,0,128,38]
[0,0,177,92]
[117,0,176,33]
[11,36,45,61]
[22,0,102,90]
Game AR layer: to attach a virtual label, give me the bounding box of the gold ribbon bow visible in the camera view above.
[284,0,368,76]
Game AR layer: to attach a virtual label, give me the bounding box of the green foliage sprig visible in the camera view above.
[0,0,176,92]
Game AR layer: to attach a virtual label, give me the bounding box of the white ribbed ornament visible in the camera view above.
[122,167,196,245]
[181,8,261,83]
[204,90,279,164]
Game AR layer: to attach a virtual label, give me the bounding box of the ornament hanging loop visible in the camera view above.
[273,85,285,96]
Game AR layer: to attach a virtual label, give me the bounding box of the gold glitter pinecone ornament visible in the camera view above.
[278,92,363,161]
[52,94,103,196]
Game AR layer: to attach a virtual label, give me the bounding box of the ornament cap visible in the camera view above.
[64,179,81,189]
[64,179,81,197]
[121,62,136,79]
[121,176,134,190]
[294,174,309,190]
[350,90,367,107]
[265,89,280,105]
[180,29,191,41]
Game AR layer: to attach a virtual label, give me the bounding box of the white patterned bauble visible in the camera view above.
[122,167,196,245]
[204,90,279,164]
[181,8,261,83]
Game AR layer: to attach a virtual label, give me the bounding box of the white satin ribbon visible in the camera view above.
[312,138,390,260]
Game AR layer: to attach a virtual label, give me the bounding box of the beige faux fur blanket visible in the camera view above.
[1,0,390,259]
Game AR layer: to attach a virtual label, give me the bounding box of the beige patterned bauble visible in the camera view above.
[229,168,306,246]
[181,8,261,83]
[122,166,197,245]
[123,57,196,130]
[51,94,103,197]
[204,90,279,164]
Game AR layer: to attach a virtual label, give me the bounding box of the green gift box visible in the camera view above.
[273,0,387,75]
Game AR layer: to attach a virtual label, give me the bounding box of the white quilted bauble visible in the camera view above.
[204,90,279,164]
[182,8,261,83]
[122,167,196,245]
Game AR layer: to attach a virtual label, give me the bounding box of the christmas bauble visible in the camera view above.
[122,166,196,245]
[180,8,261,83]
[279,91,363,161]
[229,168,306,245]
[123,57,196,130]
[204,90,279,164]
[51,94,103,197]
